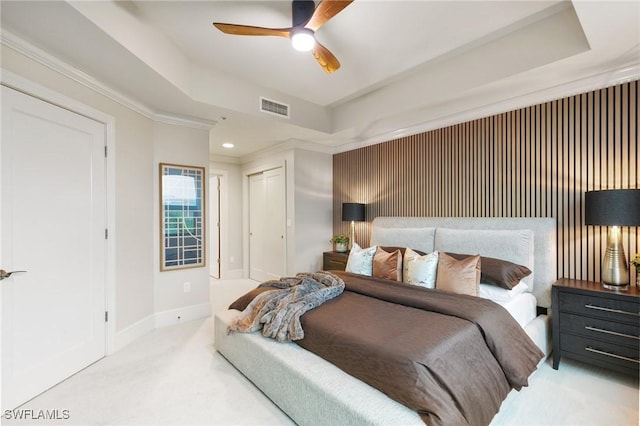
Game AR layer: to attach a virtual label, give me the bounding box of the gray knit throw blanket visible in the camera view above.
[228,271,345,342]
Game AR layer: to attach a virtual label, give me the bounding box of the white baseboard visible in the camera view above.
[153,302,212,329]
[223,269,243,279]
[113,314,155,353]
[114,303,212,352]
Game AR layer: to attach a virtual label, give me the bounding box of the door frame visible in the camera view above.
[209,169,228,278]
[1,69,117,356]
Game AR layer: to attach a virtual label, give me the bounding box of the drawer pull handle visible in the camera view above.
[585,347,640,364]
[584,304,640,317]
[585,326,640,340]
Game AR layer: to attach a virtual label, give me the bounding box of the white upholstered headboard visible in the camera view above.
[371,217,557,308]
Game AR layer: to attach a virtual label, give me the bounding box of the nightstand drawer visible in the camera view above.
[560,312,640,348]
[323,251,349,271]
[324,258,347,270]
[560,333,640,372]
[558,292,639,324]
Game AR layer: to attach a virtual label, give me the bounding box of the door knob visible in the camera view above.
[0,270,26,280]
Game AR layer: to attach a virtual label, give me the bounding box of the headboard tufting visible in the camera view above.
[371,217,557,308]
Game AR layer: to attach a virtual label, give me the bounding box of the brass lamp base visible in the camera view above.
[601,226,629,290]
[348,220,356,250]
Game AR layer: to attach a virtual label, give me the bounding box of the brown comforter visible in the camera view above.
[296,271,544,426]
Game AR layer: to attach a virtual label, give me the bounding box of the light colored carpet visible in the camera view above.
[3,278,638,426]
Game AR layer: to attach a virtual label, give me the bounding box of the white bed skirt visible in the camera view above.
[215,310,551,426]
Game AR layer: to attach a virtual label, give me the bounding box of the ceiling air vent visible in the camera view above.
[260,97,290,119]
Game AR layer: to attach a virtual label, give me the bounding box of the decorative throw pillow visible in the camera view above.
[345,243,377,276]
[446,252,531,289]
[436,252,481,296]
[403,248,439,288]
[372,247,402,281]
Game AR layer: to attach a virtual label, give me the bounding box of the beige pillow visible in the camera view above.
[445,252,531,289]
[373,247,402,281]
[436,252,481,296]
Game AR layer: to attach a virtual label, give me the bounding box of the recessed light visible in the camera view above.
[222,143,234,149]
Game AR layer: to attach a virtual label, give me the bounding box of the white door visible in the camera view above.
[248,168,285,281]
[209,175,220,278]
[1,86,107,410]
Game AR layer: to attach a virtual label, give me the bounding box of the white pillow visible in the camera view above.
[403,248,438,288]
[478,281,528,302]
[345,243,377,276]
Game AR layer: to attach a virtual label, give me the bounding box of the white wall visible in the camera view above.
[112,107,155,332]
[153,122,210,320]
[294,149,333,272]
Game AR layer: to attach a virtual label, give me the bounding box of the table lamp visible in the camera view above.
[342,203,365,250]
[585,189,640,289]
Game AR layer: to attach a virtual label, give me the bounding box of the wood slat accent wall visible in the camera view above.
[333,80,639,282]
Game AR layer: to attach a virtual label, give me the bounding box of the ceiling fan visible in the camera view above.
[213,0,353,74]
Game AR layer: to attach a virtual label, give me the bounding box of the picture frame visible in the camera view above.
[159,163,206,271]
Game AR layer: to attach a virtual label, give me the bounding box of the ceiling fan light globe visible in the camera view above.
[291,30,315,52]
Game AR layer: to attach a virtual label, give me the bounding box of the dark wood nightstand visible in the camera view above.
[323,251,349,271]
[552,279,639,376]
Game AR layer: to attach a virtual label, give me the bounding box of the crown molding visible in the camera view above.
[238,140,297,164]
[5,28,638,153]
[1,30,217,130]
[209,153,242,165]
[155,113,217,130]
[238,138,334,164]
[1,30,154,118]
[334,63,640,155]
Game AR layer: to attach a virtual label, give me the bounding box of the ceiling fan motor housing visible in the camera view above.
[292,0,316,27]
[213,0,352,73]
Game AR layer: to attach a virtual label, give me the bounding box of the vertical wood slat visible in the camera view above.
[333,80,639,283]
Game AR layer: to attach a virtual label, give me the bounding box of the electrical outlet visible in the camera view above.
[183,282,191,293]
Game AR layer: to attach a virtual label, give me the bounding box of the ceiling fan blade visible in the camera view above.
[305,0,353,32]
[213,23,292,38]
[311,42,341,73]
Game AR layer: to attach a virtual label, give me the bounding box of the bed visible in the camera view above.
[215,217,557,425]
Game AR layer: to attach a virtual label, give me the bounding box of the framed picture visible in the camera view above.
[159,163,206,271]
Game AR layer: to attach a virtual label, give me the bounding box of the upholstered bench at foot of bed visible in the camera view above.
[214,309,422,426]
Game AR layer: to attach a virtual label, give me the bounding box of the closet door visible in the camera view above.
[263,168,285,278]
[248,168,286,281]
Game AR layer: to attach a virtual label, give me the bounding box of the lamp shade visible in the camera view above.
[342,203,365,222]
[585,189,640,226]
